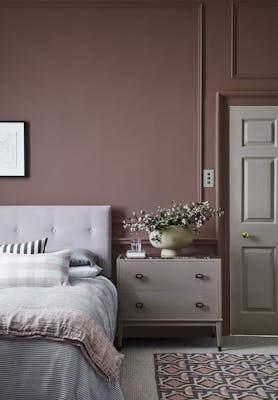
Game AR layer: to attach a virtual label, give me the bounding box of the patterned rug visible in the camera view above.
[154,353,278,400]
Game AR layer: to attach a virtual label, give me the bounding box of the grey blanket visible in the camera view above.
[0,277,125,400]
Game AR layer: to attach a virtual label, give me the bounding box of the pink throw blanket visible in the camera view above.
[0,305,124,382]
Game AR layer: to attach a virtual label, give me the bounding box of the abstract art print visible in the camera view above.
[0,122,25,176]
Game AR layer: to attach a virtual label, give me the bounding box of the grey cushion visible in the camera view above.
[69,248,98,267]
[47,247,98,267]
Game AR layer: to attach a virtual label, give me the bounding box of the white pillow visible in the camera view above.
[69,265,102,278]
[0,250,70,287]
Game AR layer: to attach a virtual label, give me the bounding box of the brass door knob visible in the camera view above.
[242,231,250,238]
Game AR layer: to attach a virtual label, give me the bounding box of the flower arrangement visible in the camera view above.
[123,201,224,235]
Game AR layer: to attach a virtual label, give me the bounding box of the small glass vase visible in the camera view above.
[130,238,142,252]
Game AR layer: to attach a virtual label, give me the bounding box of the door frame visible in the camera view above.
[215,90,278,335]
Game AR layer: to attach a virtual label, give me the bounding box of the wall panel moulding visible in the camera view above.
[231,1,278,79]
[0,0,204,201]
[0,1,203,8]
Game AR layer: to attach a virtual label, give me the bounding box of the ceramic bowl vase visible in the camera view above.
[149,226,193,258]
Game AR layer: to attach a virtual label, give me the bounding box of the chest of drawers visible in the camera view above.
[116,255,222,350]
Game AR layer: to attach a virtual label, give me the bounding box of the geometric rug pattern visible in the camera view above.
[154,353,278,400]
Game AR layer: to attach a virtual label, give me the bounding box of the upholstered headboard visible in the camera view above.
[0,206,112,278]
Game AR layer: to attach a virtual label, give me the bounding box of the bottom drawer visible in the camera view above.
[119,290,219,320]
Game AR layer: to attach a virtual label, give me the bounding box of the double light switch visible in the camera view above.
[203,169,214,188]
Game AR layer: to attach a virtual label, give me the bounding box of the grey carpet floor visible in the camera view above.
[120,336,278,400]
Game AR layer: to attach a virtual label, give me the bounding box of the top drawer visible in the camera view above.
[117,258,220,291]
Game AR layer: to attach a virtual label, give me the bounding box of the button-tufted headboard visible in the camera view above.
[0,205,112,278]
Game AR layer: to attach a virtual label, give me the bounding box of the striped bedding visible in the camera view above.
[0,276,124,400]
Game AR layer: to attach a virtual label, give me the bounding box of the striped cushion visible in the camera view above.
[0,251,70,287]
[0,237,48,255]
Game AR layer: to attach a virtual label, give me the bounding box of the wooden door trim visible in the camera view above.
[216,90,278,335]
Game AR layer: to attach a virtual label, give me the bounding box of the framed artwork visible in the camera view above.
[0,122,25,176]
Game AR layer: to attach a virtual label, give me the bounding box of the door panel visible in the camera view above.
[243,119,277,146]
[230,106,278,334]
[242,247,275,311]
[243,158,275,222]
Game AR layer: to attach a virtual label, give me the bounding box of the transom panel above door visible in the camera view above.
[230,106,278,334]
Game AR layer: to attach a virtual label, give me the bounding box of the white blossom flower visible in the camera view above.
[122,201,223,234]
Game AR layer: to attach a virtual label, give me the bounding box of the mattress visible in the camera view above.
[0,276,124,400]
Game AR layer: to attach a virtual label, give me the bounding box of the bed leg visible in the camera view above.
[117,322,123,349]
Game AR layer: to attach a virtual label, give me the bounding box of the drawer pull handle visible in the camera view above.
[195,302,205,308]
[135,274,148,281]
[195,273,204,279]
[135,302,144,308]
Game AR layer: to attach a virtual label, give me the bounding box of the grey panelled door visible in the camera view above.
[230,106,278,334]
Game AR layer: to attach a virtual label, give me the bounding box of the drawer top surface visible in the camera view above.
[118,254,220,262]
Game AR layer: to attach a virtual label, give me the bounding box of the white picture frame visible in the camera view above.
[0,122,25,176]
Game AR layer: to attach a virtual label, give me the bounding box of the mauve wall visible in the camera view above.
[0,3,199,209]
[1,0,278,329]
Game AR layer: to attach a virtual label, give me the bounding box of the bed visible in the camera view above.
[0,205,124,400]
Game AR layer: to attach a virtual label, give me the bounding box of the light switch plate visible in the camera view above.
[203,169,214,187]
